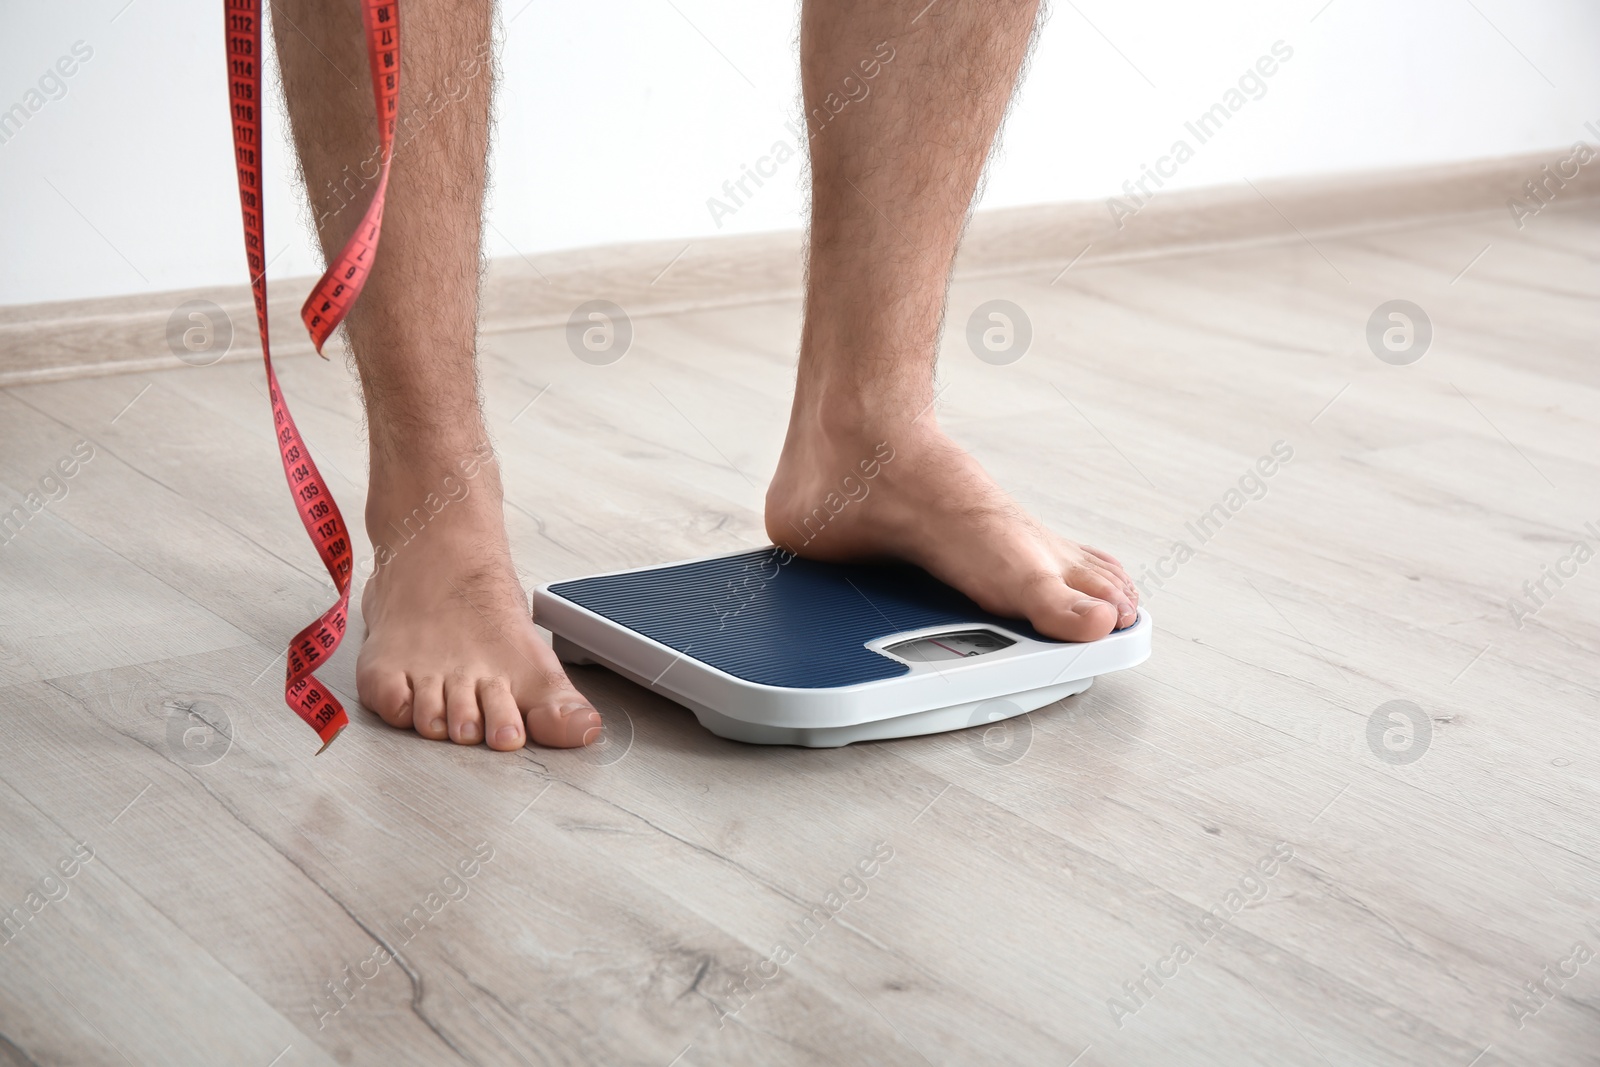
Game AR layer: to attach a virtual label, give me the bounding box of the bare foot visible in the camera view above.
[765,411,1139,643]
[354,446,602,750]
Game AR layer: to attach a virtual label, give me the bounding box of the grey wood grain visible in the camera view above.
[2,202,1597,1065]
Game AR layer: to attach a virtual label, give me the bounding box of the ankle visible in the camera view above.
[788,379,939,447]
[366,438,500,528]
[791,340,939,425]
[370,429,496,485]
[792,311,944,437]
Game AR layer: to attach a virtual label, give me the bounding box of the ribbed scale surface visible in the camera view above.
[548,548,1055,689]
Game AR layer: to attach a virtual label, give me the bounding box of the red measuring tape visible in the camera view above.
[225,0,400,750]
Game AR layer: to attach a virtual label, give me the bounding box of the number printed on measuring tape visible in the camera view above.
[224,0,401,749]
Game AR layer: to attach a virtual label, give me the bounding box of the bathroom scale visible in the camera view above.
[533,547,1152,748]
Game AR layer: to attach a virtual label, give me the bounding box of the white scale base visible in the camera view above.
[555,634,1095,748]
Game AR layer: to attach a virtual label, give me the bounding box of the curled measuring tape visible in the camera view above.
[224,0,400,750]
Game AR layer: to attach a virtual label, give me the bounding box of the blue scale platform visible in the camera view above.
[547,547,1056,690]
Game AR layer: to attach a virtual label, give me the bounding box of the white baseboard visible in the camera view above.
[2,150,1593,387]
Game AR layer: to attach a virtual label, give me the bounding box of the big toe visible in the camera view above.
[1022,574,1120,642]
[525,694,604,749]
[1066,562,1137,629]
[357,664,414,729]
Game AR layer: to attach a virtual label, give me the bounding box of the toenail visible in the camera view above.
[559,702,593,718]
[429,717,446,734]
[1071,598,1105,616]
[460,721,480,742]
[494,725,520,746]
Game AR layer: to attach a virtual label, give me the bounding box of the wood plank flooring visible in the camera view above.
[2,202,1598,1066]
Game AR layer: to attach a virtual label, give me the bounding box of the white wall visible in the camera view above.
[2,0,1597,306]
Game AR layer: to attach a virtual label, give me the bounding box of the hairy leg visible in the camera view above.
[767,0,1138,641]
[272,0,600,749]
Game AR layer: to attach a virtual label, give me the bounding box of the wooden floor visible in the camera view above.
[3,202,1599,1067]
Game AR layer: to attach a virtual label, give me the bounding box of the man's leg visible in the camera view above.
[767,0,1139,640]
[273,0,600,749]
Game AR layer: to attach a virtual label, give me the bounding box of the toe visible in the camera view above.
[479,677,524,751]
[445,672,484,745]
[1084,545,1139,605]
[412,675,448,740]
[359,668,413,728]
[525,694,604,749]
[1094,560,1140,623]
[1083,543,1127,576]
[1021,572,1119,642]
[1068,563,1137,629]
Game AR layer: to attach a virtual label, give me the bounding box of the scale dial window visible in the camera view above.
[884,629,1016,663]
